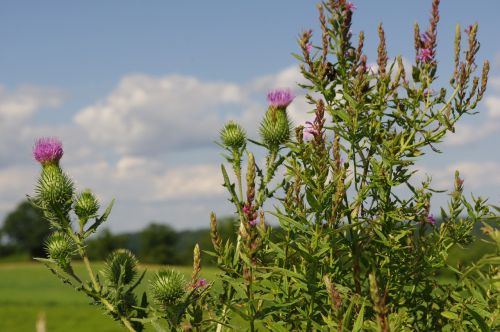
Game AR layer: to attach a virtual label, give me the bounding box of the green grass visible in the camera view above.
[0,261,218,332]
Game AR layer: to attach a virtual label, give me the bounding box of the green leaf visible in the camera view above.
[352,300,366,332]
[441,311,459,320]
[466,305,490,332]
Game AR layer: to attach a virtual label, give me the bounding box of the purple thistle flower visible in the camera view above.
[417,48,434,63]
[267,89,294,108]
[194,278,208,289]
[427,214,436,225]
[420,32,432,46]
[33,137,63,164]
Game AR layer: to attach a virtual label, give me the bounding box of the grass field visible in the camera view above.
[0,261,218,332]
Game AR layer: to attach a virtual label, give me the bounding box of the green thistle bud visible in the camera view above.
[45,232,74,270]
[259,108,292,151]
[36,164,74,216]
[220,121,246,149]
[150,269,186,306]
[103,249,138,286]
[74,190,99,226]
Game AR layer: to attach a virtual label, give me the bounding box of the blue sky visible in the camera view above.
[1,1,499,231]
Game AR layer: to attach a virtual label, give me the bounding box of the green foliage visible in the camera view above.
[139,223,177,265]
[27,0,499,331]
[207,1,499,331]
[1,200,50,257]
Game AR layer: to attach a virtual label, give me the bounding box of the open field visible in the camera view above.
[0,262,218,332]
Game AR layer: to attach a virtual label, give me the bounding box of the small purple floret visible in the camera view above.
[33,137,63,164]
[194,278,208,289]
[427,214,436,225]
[346,2,356,11]
[267,89,294,108]
[303,121,317,141]
[417,48,434,63]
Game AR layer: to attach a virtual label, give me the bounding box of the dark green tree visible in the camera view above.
[139,223,177,264]
[2,200,50,257]
[86,229,130,260]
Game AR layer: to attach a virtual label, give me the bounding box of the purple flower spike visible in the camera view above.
[346,2,356,11]
[194,278,208,289]
[267,89,294,108]
[417,48,434,63]
[303,121,317,141]
[427,214,436,225]
[33,137,64,164]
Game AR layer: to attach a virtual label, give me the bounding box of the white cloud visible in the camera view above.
[0,85,64,167]
[486,96,500,119]
[416,161,500,190]
[0,68,317,230]
[490,77,500,91]
[445,120,500,145]
[495,53,500,68]
[444,79,500,146]
[74,67,314,157]
[74,74,247,155]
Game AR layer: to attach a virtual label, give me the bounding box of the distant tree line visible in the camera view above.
[0,200,237,265]
[0,200,496,266]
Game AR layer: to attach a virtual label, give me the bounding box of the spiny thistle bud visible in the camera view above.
[150,269,186,306]
[33,137,63,166]
[103,249,138,286]
[45,232,74,270]
[220,121,246,150]
[74,190,99,226]
[259,104,293,151]
[36,165,74,216]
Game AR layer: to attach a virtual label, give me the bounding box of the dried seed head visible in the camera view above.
[377,23,388,76]
[210,212,221,253]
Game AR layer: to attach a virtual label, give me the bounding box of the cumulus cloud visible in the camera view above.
[0,85,64,166]
[445,75,500,146]
[0,67,317,229]
[417,161,500,190]
[74,67,311,156]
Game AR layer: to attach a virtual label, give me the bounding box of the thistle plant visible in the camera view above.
[30,0,499,331]
[210,0,498,331]
[30,138,209,332]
